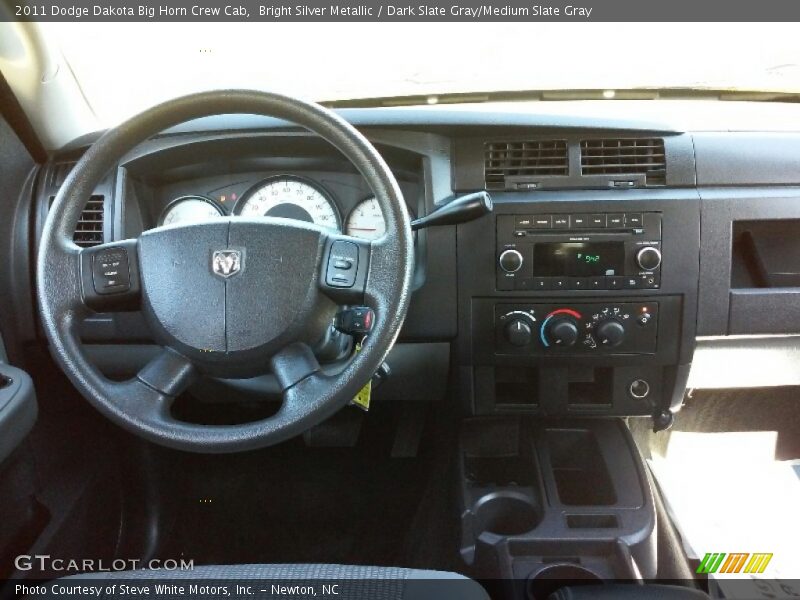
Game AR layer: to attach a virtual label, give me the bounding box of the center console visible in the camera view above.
[456,190,700,421]
[453,187,700,593]
[458,417,656,599]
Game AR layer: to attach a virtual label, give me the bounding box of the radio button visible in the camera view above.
[607,276,626,290]
[624,276,641,289]
[532,215,552,229]
[551,277,568,291]
[515,278,534,291]
[589,214,607,228]
[571,214,589,228]
[608,214,625,228]
[625,213,643,227]
[589,276,607,290]
[569,277,592,290]
[553,215,570,228]
[515,215,534,229]
[532,277,552,291]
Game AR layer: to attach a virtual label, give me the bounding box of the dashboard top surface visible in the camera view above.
[63,99,800,151]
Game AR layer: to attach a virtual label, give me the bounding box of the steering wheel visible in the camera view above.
[36,90,414,453]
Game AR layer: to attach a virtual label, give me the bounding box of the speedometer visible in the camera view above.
[159,196,223,227]
[346,196,386,240]
[235,176,340,231]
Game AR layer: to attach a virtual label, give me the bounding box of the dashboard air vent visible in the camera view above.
[50,195,106,247]
[485,140,568,190]
[580,138,666,186]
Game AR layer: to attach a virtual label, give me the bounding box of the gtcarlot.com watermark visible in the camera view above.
[14,554,195,573]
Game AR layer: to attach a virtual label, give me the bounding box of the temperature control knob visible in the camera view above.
[636,246,662,271]
[546,317,579,347]
[595,319,626,347]
[504,319,533,347]
[499,249,524,273]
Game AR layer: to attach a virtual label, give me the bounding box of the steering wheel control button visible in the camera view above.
[92,248,131,294]
[326,241,359,288]
[333,259,353,270]
[629,379,651,399]
[334,306,375,336]
[498,249,524,273]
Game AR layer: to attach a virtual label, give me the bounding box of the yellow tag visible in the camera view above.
[351,341,371,411]
[352,379,372,411]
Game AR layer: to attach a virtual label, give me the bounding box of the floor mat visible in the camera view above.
[648,430,800,597]
[152,406,455,570]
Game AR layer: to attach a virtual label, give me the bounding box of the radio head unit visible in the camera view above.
[496,212,662,292]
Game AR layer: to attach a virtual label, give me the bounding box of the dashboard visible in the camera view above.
[5,100,800,417]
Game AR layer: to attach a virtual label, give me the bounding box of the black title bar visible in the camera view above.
[5,0,800,21]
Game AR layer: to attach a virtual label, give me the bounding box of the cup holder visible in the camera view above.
[473,492,541,536]
[527,564,602,600]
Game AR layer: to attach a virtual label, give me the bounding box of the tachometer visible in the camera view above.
[235,176,340,231]
[159,196,223,227]
[346,196,386,240]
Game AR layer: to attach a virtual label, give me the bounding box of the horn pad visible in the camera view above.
[138,218,330,376]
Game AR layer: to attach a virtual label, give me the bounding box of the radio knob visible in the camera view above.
[595,319,626,348]
[499,249,524,273]
[546,317,579,347]
[504,319,533,347]
[636,246,662,271]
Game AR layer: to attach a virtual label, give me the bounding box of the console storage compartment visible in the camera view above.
[546,429,616,506]
[459,417,656,587]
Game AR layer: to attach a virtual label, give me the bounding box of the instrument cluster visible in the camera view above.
[157,174,388,241]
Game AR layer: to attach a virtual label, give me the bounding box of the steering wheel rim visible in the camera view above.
[36,90,414,453]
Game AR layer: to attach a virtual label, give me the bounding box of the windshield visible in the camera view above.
[45,22,800,126]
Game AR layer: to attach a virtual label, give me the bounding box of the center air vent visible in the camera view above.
[49,195,106,247]
[485,140,568,190]
[580,138,666,186]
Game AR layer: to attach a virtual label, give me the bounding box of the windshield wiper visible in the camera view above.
[323,88,800,109]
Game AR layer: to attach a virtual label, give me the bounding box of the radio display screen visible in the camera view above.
[533,242,625,277]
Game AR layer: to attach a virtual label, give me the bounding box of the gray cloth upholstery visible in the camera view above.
[61,563,489,600]
[549,584,709,600]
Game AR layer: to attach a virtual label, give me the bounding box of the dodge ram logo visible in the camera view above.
[211,249,242,278]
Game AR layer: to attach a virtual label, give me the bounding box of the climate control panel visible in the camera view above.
[495,301,659,355]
